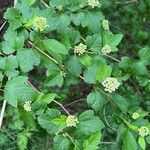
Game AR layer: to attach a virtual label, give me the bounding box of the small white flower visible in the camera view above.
[23,101,32,112]
[102,77,120,93]
[60,71,66,77]
[57,5,63,11]
[88,0,101,8]
[74,43,87,56]
[66,115,78,127]
[132,112,140,120]
[138,126,149,137]
[101,44,111,55]
[102,19,109,30]
[33,16,48,31]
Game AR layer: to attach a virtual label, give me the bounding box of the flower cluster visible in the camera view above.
[102,19,109,30]
[102,77,120,93]
[33,16,48,31]
[138,126,149,137]
[101,44,111,55]
[60,71,66,77]
[66,115,78,127]
[74,43,87,56]
[23,101,32,112]
[132,112,140,119]
[57,5,63,11]
[88,0,101,8]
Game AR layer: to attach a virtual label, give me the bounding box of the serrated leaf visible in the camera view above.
[112,94,129,113]
[38,109,61,135]
[96,64,112,82]
[87,91,107,111]
[77,110,105,135]
[43,39,68,55]
[4,76,34,107]
[17,49,41,73]
[86,34,102,53]
[122,129,137,150]
[138,136,146,150]
[53,135,70,150]
[83,132,101,150]
[83,65,97,84]
[65,55,82,76]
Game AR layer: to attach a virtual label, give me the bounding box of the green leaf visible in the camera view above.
[0,55,19,77]
[83,132,101,150]
[25,0,36,6]
[86,34,102,53]
[112,94,129,113]
[96,64,112,82]
[81,11,104,33]
[43,39,68,55]
[65,55,82,76]
[17,49,41,73]
[53,135,70,150]
[61,28,80,49]
[122,129,137,150]
[52,115,67,129]
[4,8,23,30]
[45,73,64,87]
[79,54,92,67]
[4,76,34,107]
[139,46,150,65]
[17,131,32,150]
[87,91,107,111]
[38,109,61,135]
[77,110,105,135]
[2,29,25,54]
[83,65,97,84]
[138,136,146,150]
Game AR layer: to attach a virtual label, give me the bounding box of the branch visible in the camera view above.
[53,100,71,115]
[0,21,7,32]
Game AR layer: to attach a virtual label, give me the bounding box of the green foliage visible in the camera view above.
[0,0,150,149]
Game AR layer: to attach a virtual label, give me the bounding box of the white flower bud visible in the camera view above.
[101,44,111,55]
[57,5,63,11]
[132,112,140,120]
[33,16,49,31]
[102,20,109,30]
[74,43,87,56]
[102,77,120,93]
[138,126,149,137]
[66,115,78,127]
[23,101,32,112]
[88,0,101,8]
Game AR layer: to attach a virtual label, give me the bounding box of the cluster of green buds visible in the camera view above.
[101,44,111,55]
[33,16,49,31]
[132,112,140,119]
[88,0,101,8]
[102,19,109,30]
[138,126,149,137]
[102,77,120,93]
[23,101,32,112]
[66,115,78,127]
[74,43,87,56]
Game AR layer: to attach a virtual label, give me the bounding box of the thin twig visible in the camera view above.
[64,99,84,107]
[103,54,121,62]
[0,21,7,32]
[0,100,7,128]
[53,100,71,115]
[28,41,59,65]
[103,107,117,131]
[100,141,117,145]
